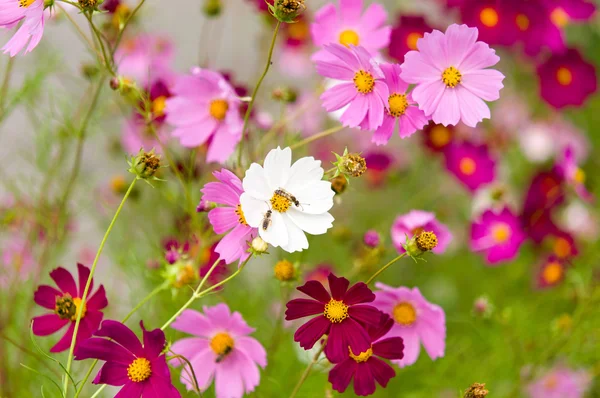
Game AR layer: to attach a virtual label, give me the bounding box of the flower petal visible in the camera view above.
[293,315,330,350]
[343,282,375,305]
[328,359,357,393]
[32,314,68,336]
[328,273,350,300]
[321,82,357,112]
[348,305,383,326]
[142,322,167,359]
[367,356,396,388]
[95,320,144,357]
[286,209,334,235]
[74,337,137,364]
[372,337,404,360]
[50,267,77,296]
[285,299,325,320]
[325,318,371,363]
[236,336,267,368]
[353,361,376,396]
[297,280,331,303]
[87,285,108,311]
[93,362,129,386]
[34,285,62,309]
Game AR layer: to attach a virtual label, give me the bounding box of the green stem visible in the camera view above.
[289,125,344,150]
[0,57,14,114]
[365,253,407,285]
[289,340,326,398]
[236,21,281,168]
[62,178,138,395]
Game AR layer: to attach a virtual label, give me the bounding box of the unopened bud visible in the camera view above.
[274,260,296,282]
[128,149,162,180]
[251,236,268,254]
[272,87,298,103]
[330,175,348,195]
[203,0,222,17]
[269,0,305,23]
[334,149,367,178]
[363,230,380,248]
[464,382,488,398]
[78,0,100,10]
[404,231,438,259]
[472,296,493,318]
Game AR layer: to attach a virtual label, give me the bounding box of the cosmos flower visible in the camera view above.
[285,273,385,363]
[555,146,594,203]
[316,44,389,130]
[328,315,404,396]
[457,0,519,46]
[1,0,46,56]
[536,255,568,288]
[32,264,107,353]
[310,0,391,61]
[526,364,592,398]
[388,15,432,63]
[390,210,452,255]
[444,141,496,192]
[422,122,455,153]
[165,68,242,163]
[170,304,267,398]
[372,63,429,145]
[401,24,505,127]
[537,49,597,109]
[74,320,180,397]
[0,235,36,288]
[201,169,256,264]
[121,116,169,156]
[372,283,446,368]
[240,147,335,253]
[114,34,174,87]
[470,207,527,265]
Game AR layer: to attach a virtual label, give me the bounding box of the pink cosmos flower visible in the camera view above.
[470,207,526,265]
[372,283,446,368]
[401,24,505,127]
[388,15,433,63]
[444,141,496,192]
[390,210,452,254]
[527,365,591,398]
[1,0,46,56]
[310,0,391,61]
[201,169,256,264]
[170,304,267,398]
[317,44,389,130]
[166,68,242,163]
[115,34,174,87]
[0,235,36,288]
[555,146,594,202]
[372,63,429,145]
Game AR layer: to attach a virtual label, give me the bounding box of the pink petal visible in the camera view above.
[411,79,446,118]
[206,127,240,163]
[461,69,504,101]
[321,83,357,112]
[457,42,500,73]
[339,0,363,24]
[32,314,68,336]
[214,350,245,398]
[50,267,77,296]
[171,309,215,338]
[444,24,478,66]
[401,51,442,84]
[87,285,108,311]
[431,88,460,126]
[341,94,369,128]
[34,285,62,309]
[372,115,395,145]
[360,3,388,31]
[208,207,239,234]
[456,86,491,127]
[236,336,267,368]
[391,326,420,367]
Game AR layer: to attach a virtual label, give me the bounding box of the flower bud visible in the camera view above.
[333,148,367,178]
[165,249,180,265]
[404,231,438,259]
[363,230,380,248]
[272,87,298,103]
[81,64,99,80]
[330,175,348,195]
[78,0,101,11]
[128,149,162,181]
[274,260,296,282]
[472,296,493,318]
[251,236,268,254]
[464,382,488,398]
[269,0,305,23]
[203,0,222,17]
[161,258,199,288]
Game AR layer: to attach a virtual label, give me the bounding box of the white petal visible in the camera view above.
[239,193,269,228]
[242,163,271,201]
[284,156,324,193]
[293,181,335,214]
[287,209,334,235]
[280,214,309,253]
[263,147,291,190]
[259,211,288,248]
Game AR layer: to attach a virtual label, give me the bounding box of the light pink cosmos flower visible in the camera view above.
[401,24,505,127]
[372,283,446,368]
[0,236,36,288]
[317,44,389,130]
[526,365,591,398]
[166,68,242,163]
[470,207,526,265]
[1,0,46,56]
[114,34,174,87]
[555,146,594,203]
[373,63,429,145]
[121,115,169,155]
[390,210,452,254]
[310,0,391,61]
[170,304,267,398]
[201,169,256,264]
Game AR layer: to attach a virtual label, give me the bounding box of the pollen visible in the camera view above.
[235,204,248,225]
[353,70,375,94]
[127,358,152,382]
[72,298,87,320]
[324,299,349,323]
[55,295,86,321]
[491,223,511,244]
[550,7,569,28]
[556,67,573,86]
[516,14,530,31]
[459,157,476,176]
[393,302,417,326]
[339,29,360,47]
[270,193,292,212]
[480,7,499,28]
[209,99,229,121]
[19,0,35,7]
[553,237,571,258]
[406,32,422,51]
[349,346,373,363]
[274,260,295,281]
[415,231,438,252]
[388,93,408,117]
[210,332,235,356]
[151,96,167,117]
[442,66,462,88]
[542,261,563,284]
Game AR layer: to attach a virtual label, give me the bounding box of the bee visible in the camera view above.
[275,188,303,210]
[215,346,233,363]
[262,209,273,231]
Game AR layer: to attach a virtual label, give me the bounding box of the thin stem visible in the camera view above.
[236,21,281,167]
[289,125,344,150]
[0,57,14,113]
[111,0,146,57]
[168,352,202,396]
[62,178,138,395]
[84,11,116,75]
[365,253,407,285]
[289,340,326,398]
[56,3,102,62]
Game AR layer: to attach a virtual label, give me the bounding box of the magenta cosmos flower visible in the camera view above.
[527,364,592,398]
[285,273,385,363]
[165,68,242,163]
[74,320,180,397]
[401,24,505,127]
[328,315,404,396]
[470,207,526,265]
[537,49,597,109]
[444,141,496,192]
[536,255,568,289]
[555,146,594,202]
[457,0,519,46]
[390,210,452,254]
[372,283,445,368]
[388,15,433,63]
[310,0,391,61]
[373,63,429,145]
[170,304,266,398]
[1,0,46,56]
[201,169,256,264]
[32,263,107,353]
[317,44,389,130]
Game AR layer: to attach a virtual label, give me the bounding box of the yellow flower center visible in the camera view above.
[480,7,499,28]
[323,299,349,323]
[110,175,127,194]
[406,32,422,51]
[210,332,235,356]
[353,70,375,94]
[270,193,292,213]
[127,358,152,383]
[388,93,408,117]
[491,223,511,244]
[553,237,571,258]
[339,29,360,47]
[349,346,373,363]
[235,204,247,225]
[542,261,563,284]
[151,96,167,117]
[174,263,197,288]
[274,260,295,281]
[19,0,35,7]
[288,20,309,41]
[393,302,416,326]
[550,7,569,28]
[55,295,87,321]
[516,14,530,31]
[556,67,573,86]
[209,99,229,121]
[430,125,451,148]
[459,157,476,176]
[573,167,585,183]
[415,231,438,252]
[442,66,462,88]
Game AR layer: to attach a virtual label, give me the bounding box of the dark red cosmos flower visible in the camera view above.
[32,263,107,353]
[74,320,180,397]
[328,315,404,396]
[285,273,385,363]
[458,0,518,46]
[388,16,433,63]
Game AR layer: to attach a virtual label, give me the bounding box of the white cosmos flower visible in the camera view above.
[240,147,335,253]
